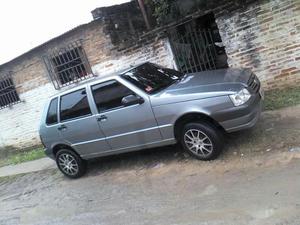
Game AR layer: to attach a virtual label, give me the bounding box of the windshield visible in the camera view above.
[121,63,184,94]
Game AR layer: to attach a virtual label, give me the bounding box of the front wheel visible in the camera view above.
[180,122,223,160]
[56,149,87,178]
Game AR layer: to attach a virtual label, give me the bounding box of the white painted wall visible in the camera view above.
[0,83,58,149]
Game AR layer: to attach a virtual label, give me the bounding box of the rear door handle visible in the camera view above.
[57,124,67,131]
[97,115,107,122]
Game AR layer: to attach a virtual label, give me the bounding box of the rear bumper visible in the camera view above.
[213,93,262,133]
[45,148,55,160]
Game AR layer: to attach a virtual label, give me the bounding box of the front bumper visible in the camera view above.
[213,93,263,133]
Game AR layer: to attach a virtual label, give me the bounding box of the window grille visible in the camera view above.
[0,73,20,109]
[44,41,93,89]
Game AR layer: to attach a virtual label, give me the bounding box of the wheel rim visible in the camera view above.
[184,129,213,157]
[58,153,79,176]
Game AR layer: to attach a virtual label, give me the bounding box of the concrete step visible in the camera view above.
[0,157,56,178]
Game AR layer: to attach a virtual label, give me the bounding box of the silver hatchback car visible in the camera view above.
[39,62,263,178]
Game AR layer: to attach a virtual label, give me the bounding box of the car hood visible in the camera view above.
[150,68,252,106]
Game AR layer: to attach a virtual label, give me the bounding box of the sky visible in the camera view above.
[0,0,130,65]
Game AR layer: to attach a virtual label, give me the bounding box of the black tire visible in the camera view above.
[55,149,87,178]
[180,122,224,160]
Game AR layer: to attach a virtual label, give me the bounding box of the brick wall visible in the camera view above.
[215,0,300,89]
[0,20,109,149]
[2,0,299,149]
[0,20,175,150]
[92,37,176,76]
[0,20,107,95]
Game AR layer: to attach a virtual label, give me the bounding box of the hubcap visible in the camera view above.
[184,129,213,157]
[58,153,79,176]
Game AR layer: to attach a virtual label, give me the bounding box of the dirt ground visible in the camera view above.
[0,105,300,225]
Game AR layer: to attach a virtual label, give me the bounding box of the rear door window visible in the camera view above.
[60,88,91,122]
[46,98,58,125]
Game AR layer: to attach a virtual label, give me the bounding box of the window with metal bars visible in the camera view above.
[44,41,93,89]
[0,74,20,109]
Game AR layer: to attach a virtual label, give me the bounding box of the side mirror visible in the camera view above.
[121,95,144,107]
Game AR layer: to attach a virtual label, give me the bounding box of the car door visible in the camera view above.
[90,79,162,151]
[58,87,111,157]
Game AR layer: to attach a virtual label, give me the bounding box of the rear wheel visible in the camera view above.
[56,149,87,178]
[180,122,223,160]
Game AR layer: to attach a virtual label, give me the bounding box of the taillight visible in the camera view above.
[39,134,46,148]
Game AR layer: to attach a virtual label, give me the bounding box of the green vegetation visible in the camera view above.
[264,86,300,111]
[0,147,45,167]
[146,0,249,25]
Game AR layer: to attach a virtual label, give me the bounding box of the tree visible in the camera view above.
[145,0,253,25]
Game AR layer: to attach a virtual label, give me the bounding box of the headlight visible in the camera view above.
[229,88,251,106]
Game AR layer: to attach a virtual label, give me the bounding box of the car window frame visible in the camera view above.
[45,97,59,126]
[90,79,142,114]
[59,87,93,123]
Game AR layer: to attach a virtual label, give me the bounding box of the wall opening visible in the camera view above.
[168,13,228,73]
[0,73,20,109]
[43,41,94,89]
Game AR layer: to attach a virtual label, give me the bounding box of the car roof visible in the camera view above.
[49,62,148,99]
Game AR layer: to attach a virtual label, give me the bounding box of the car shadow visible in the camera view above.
[86,144,187,177]
[85,122,268,178]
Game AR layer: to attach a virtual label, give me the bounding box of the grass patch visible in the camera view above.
[9,148,45,164]
[0,147,45,167]
[264,86,300,111]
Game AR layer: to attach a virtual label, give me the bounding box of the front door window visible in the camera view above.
[91,80,135,113]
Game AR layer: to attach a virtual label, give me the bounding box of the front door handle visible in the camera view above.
[57,124,67,131]
[97,115,107,122]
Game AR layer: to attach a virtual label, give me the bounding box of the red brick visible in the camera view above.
[261,17,273,24]
[284,44,300,51]
[274,73,290,79]
[280,4,296,12]
[105,63,114,68]
[260,27,269,32]
[291,70,300,75]
[281,67,297,73]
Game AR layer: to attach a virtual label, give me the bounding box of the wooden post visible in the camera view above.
[137,0,151,30]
